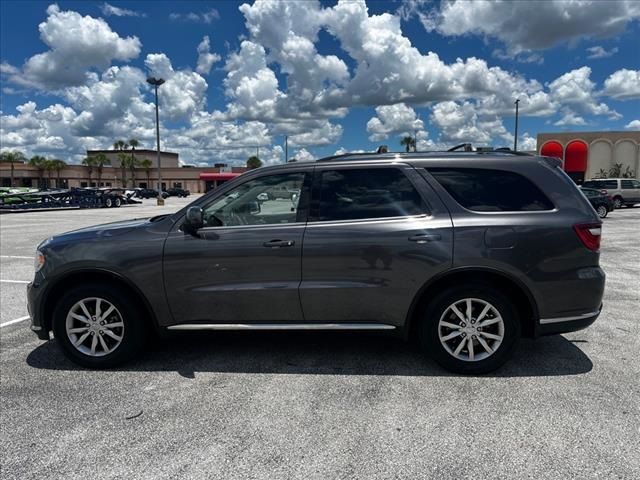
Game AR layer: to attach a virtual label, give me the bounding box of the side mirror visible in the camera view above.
[249,200,261,215]
[184,206,203,235]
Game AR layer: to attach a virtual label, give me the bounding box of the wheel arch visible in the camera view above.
[404,268,539,340]
[41,268,160,336]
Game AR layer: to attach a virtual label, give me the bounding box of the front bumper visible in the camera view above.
[27,281,50,340]
[537,304,602,336]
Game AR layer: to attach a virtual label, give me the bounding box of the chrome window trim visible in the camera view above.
[539,310,600,324]
[196,222,307,233]
[306,214,432,228]
[167,323,396,331]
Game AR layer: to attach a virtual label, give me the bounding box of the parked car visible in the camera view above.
[134,188,161,199]
[28,151,605,374]
[164,187,190,198]
[582,178,640,208]
[580,187,613,218]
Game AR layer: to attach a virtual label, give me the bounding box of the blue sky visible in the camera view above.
[1,0,639,165]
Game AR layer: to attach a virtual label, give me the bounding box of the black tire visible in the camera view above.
[596,205,608,218]
[114,197,122,208]
[613,197,623,209]
[104,197,113,208]
[51,283,146,368]
[418,284,520,374]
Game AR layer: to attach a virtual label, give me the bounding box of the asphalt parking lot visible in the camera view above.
[1,201,639,479]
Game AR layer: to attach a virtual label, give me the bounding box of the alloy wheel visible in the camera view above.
[65,297,125,357]
[597,205,607,218]
[438,298,504,362]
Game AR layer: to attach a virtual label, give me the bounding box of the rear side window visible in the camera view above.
[584,180,617,189]
[621,180,634,189]
[317,168,426,221]
[428,168,554,212]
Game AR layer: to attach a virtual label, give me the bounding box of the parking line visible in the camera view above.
[0,316,30,328]
[0,255,33,259]
[0,280,30,284]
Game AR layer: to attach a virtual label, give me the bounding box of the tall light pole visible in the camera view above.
[513,98,520,152]
[147,77,165,205]
[284,135,288,163]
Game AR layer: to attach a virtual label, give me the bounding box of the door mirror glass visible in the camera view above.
[184,206,204,234]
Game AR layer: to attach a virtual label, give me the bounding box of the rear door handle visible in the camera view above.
[408,234,441,243]
[263,239,295,248]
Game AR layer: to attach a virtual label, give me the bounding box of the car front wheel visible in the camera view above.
[52,283,145,368]
[596,205,608,218]
[613,197,623,209]
[419,285,520,374]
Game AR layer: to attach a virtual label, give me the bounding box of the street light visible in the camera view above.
[147,76,165,205]
[513,98,520,152]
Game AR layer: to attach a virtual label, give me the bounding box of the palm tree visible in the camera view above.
[117,152,129,187]
[140,159,152,188]
[400,136,416,153]
[246,155,262,169]
[94,153,110,186]
[128,139,140,187]
[43,159,57,189]
[49,159,66,188]
[82,156,97,187]
[0,150,26,187]
[28,155,48,189]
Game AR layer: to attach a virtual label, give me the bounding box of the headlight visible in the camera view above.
[34,250,45,272]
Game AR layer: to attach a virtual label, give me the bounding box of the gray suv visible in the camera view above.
[28,152,605,374]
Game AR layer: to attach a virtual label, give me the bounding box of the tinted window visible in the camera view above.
[317,168,426,221]
[429,168,554,212]
[203,172,305,227]
[621,180,634,189]
[583,180,617,189]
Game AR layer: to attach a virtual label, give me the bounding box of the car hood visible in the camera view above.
[40,217,162,248]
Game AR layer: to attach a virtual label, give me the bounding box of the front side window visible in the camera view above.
[428,168,554,212]
[316,168,426,221]
[202,172,305,227]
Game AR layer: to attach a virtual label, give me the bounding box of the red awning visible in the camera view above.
[199,172,242,181]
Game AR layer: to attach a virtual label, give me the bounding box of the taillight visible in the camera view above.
[600,189,608,195]
[573,223,601,251]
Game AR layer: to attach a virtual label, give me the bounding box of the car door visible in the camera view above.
[163,169,311,324]
[622,179,640,203]
[299,164,453,328]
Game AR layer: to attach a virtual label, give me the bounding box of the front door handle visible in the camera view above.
[263,239,295,248]
[408,234,441,243]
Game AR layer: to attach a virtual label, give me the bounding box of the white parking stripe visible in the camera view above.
[0,316,30,328]
[0,280,30,284]
[0,255,33,259]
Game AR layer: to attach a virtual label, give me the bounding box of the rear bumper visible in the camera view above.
[537,305,602,336]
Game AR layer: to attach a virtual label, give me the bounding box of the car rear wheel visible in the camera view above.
[52,283,146,368]
[613,197,623,209]
[418,285,520,374]
[114,197,122,208]
[596,205,608,218]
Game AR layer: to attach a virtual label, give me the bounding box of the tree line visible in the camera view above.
[0,150,66,188]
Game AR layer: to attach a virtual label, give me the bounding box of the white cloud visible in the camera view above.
[291,148,315,162]
[144,54,208,121]
[518,133,537,151]
[3,4,141,90]
[100,3,146,17]
[196,36,221,75]
[413,0,640,55]
[366,103,423,141]
[554,112,587,126]
[430,101,512,146]
[602,69,640,100]
[586,45,618,59]
[169,8,219,24]
[548,67,620,119]
[625,120,640,130]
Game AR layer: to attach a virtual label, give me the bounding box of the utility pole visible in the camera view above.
[147,77,165,205]
[513,98,520,152]
[285,135,288,163]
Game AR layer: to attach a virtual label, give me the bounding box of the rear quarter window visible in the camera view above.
[428,168,554,212]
